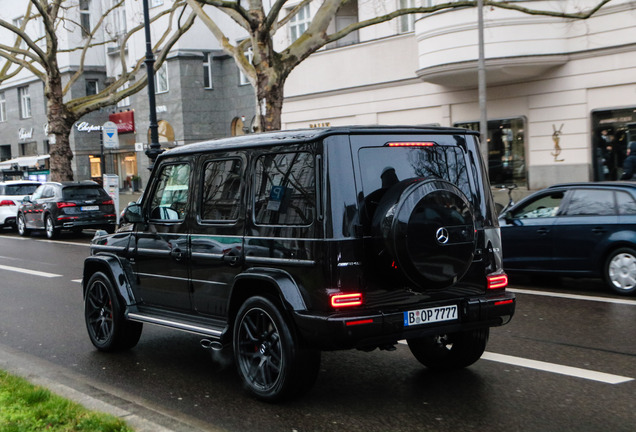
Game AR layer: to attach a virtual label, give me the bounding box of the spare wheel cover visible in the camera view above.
[384,179,475,288]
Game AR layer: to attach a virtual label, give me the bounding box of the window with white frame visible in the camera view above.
[155,62,169,93]
[85,79,98,96]
[117,78,130,108]
[0,92,5,122]
[203,52,213,89]
[18,86,31,119]
[80,0,91,37]
[399,0,416,33]
[239,47,253,86]
[12,17,26,49]
[111,0,126,37]
[289,4,311,43]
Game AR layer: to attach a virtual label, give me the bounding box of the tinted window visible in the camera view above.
[62,186,108,200]
[41,186,56,199]
[253,152,315,225]
[616,191,636,215]
[201,159,242,221]
[565,189,615,216]
[149,163,191,221]
[3,184,39,195]
[510,191,564,219]
[358,146,471,200]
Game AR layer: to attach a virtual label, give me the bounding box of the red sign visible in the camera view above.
[109,110,135,134]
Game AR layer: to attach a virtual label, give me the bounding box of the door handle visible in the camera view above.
[591,227,606,234]
[536,228,550,234]
[223,253,242,267]
[170,247,184,261]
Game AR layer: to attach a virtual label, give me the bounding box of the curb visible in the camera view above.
[0,342,217,432]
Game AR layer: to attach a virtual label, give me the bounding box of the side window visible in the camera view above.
[41,186,56,199]
[253,152,315,225]
[149,163,191,221]
[31,185,45,200]
[510,191,564,219]
[616,191,636,215]
[564,189,615,216]
[201,159,242,221]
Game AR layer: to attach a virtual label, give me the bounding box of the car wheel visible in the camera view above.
[17,214,30,237]
[407,328,489,370]
[233,296,320,402]
[84,271,143,352]
[605,248,636,295]
[45,215,60,239]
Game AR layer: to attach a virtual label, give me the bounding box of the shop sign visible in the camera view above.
[75,122,102,133]
[18,128,33,141]
[109,110,135,134]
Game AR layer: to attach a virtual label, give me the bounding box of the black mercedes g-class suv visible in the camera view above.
[83,126,515,401]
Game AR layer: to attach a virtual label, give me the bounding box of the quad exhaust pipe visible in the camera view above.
[200,339,224,351]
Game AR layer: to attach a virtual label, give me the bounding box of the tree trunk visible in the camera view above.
[255,73,285,132]
[45,72,76,182]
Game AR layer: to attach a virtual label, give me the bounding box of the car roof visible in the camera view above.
[547,181,636,189]
[0,180,41,185]
[159,125,478,159]
[41,181,100,188]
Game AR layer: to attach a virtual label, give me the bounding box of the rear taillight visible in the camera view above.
[330,293,363,308]
[0,200,15,206]
[57,202,77,208]
[487,274,508,290]
[102,199,114,205]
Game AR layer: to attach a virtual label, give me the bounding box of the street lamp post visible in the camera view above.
[142,0,160,170]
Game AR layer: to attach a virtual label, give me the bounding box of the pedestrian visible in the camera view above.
[620,141,636,180]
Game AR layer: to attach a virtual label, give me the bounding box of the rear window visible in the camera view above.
[2,183,40,195]
[358,145,472,199]
[62,186,108,200]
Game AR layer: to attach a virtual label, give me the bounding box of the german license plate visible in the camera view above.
[404,305,458,326]
[81,205,99,211]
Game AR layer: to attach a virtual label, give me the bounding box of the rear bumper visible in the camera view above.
[58,217,116,229]
[293,292,515,351]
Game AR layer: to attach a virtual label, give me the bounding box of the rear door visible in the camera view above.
[190,153,246,317]
[132,159,192,311]
[551,188,619,272]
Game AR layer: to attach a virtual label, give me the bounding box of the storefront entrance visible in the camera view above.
[455,118,527,187]
[592,107,636,181]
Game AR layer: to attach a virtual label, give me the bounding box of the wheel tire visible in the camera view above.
[45,215,60,239]
[17,214,30,237]
[233,296,320,402]
[604,248,636,295]
[84,271,143,352]
[407,328,489,370]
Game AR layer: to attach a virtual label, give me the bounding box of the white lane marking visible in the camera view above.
[397,342,633,384]
[481,352,634,384]
[72,279,82,283]
[507,288,636,306]
[36,239,90,247]
[0,264,61,278]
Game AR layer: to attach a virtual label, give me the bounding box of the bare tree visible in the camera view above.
[0,0,197,181]
[187,0,612,132]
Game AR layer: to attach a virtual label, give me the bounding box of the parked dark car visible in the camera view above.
[499,181,636,295]
[83,126,515,401]
[17,181,116,239]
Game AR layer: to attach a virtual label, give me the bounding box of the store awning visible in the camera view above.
[0,155,50,170]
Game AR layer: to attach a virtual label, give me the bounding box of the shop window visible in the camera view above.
[455,117,526,186]
[89,155,102,178]
[591,108,636,181]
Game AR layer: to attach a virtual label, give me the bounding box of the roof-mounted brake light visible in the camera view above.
[386,142,435,147]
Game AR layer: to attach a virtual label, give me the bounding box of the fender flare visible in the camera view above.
[232,268,307,312]
[83,253,137,306]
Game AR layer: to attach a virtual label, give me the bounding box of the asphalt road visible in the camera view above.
[0,230,635,432]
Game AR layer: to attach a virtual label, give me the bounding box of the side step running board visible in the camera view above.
[127,312,224,338]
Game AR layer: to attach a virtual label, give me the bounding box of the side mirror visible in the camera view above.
[21,196,32,203]
[122,202,144,224]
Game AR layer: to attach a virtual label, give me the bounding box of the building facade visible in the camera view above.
[281,0,636,190]
[0,0,255,188]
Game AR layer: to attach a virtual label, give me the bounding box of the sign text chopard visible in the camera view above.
[75,122,103,133]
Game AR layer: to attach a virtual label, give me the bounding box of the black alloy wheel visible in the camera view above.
[233,296,320,402]
[17,214,30,237]
[407,328,489,370]
[84,272,142,352]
